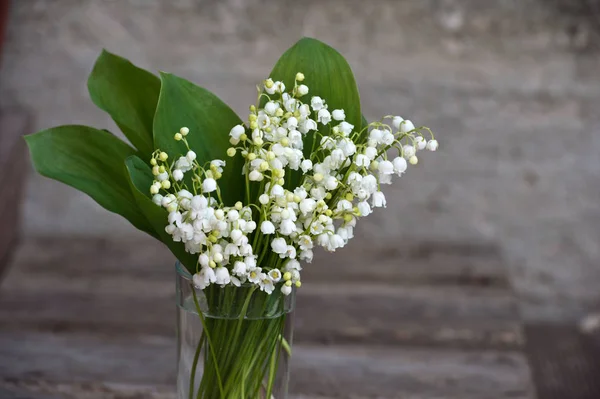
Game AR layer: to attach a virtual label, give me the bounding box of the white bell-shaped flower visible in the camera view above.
[332,109,345,121]
[261,221,276,234]
[202,178,217,193]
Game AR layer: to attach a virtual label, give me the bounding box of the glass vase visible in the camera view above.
[176,262,295,399]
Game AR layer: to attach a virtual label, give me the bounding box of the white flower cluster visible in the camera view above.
[149,73,437,295]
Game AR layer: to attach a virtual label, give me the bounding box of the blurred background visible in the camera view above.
[1,0,600,398]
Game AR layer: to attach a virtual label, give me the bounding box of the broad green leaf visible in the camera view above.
[88,50,160,156]
[25,125,156,237]
[153,72,245,204]
[263,37,361,149]
[125,155,197,272]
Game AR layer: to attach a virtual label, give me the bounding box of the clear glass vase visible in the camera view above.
[176,262,295,399]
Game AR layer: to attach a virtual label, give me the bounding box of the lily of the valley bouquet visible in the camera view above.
[26,38,437,399]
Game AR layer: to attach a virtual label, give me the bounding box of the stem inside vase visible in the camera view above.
[177,274,294,399]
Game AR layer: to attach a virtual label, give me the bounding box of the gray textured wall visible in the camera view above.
[2,0,600,321]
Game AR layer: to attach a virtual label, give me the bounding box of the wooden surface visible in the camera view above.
[0,237,535,399]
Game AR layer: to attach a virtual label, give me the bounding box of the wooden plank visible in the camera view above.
[0,332,534,399]
[7,236,509,287]
[305,241,509,288]
[0,238,522,349]
[0,286,522,350]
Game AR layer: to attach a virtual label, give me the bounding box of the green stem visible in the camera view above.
[192,288,224,399]
[188,330,204,399]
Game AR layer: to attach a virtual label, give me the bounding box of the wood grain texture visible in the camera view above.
[0,237,523,349]
[0,237,533,398]
[0,333,533,399]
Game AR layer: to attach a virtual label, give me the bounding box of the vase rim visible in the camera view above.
[176,261,193,281]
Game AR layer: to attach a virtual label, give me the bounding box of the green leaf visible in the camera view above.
[153,72,245,204]
[24,125,156,237]
[125,155,197,271]
[263,37,362,151]
[88,50,160,156]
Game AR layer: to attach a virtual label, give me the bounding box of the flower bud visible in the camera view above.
[259,194,270,205]
[150,158,157,166]
[247,153,256,161]
[235,201,243,210]
[409,155,418,165]
[227,147,236,157]
[174,133,183,141]
[161,180,171,189]
[180,127,189,136]
[186,150,197,162]
[152,165,160,176]
[159,152,168,161]
[259,161,269,172]
[295,72,305,82]
[215,209,224,220]
[296,84,309,97]
[172,169,184,181]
